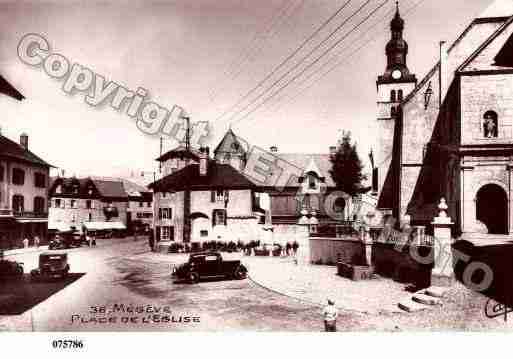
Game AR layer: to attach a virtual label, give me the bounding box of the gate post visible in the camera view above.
[431,198,454,286]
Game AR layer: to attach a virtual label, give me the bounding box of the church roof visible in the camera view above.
[0,74,24,101]
[478,0,513,19]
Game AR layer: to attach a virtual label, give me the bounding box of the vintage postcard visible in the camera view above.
[2,0,513,350]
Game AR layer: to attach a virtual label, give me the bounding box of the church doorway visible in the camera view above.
[476,184,508,234]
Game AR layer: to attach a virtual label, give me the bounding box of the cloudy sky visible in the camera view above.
[0,0,494,178]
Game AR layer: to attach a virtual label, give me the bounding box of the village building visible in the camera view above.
[150,128,374,246]
[150,146,263,244]
[48,177,129,234]
[123,178,153,233]
[376,0,513,237]
[0,75,52,250]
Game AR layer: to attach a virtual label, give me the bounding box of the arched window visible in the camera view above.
[34,196,45,213]
[398,89,403,102]
[483,111,498,138]
[12,194,24,213]
[390,90,396,102]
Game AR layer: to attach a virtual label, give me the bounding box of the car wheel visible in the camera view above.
[188,272,199,284]
[234,266,247,280]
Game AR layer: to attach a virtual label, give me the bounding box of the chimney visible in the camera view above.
[270,146,278,153]
[439,41,448,106]
[199,146,209,176]
[20,132,28,150]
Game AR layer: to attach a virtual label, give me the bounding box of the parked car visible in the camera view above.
[0,257,24,279]
[49,233,81,250]
[31,252,70,280]
[172,251,247,283]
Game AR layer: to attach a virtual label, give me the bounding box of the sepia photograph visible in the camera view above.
[1,0,513,353]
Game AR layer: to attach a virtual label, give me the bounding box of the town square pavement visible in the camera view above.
[1,238,512,331]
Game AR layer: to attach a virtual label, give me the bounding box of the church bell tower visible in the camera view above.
[375,2,417,210]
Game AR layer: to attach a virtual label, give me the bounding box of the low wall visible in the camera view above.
[372,242,433,286]
[309,237,363,265]
[310,238,434,287]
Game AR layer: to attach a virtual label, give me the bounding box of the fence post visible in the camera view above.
[431,198,454,286]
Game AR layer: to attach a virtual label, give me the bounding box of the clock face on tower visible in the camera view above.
[392,69,402,80]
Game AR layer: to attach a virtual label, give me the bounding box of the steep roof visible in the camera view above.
[214,129,247,155]
[149,161,256,192]
[0,74,24,101]
[276,153,336,187]
[0,134,52,167]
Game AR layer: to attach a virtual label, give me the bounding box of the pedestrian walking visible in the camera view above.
[149,231,155,252]
[286,242,291,256]
[322,299,338,332]
[34,236,40,248]
[92,235,97,246]
[292,240,299,256]
[86,233,92,247]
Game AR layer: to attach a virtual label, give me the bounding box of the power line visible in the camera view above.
[204,0,300,106]
[265,0,425,118]
[212,0,355,123]
[208,0,307,105]
[231,0,390,126]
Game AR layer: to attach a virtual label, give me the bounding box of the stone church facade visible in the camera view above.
[376,1,513,236]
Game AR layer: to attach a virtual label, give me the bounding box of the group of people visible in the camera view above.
[22,235,41,248]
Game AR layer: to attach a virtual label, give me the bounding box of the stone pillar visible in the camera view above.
[431,198,454,287]
[460,165,474,233]
[362,225,373,267]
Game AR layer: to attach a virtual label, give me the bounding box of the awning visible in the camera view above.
[83,221,126,230]
[48,221,72,232]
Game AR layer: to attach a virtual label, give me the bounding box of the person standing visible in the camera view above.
[322,299,338,332]
[34,236,40,248]
[23,237,29,249]
[148,231,155,252]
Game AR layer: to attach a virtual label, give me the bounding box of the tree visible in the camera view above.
[329,131,367,197]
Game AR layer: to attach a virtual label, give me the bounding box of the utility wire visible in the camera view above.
[266,0,425,119]
[205,0,299,105]
[212,0,355,123]
[231,0,390,126]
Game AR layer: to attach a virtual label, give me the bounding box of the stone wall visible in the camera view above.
[309,237,363,265]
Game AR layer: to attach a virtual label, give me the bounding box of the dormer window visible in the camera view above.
[308,175,316,189]
[483,111,498,138]
[398,89,403,102]
[390,90,396,102]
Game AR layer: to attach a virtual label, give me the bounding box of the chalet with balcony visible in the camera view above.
[0,74,52,250]
[48,177,129,234]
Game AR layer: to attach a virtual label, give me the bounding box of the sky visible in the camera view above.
[0,0,494,178]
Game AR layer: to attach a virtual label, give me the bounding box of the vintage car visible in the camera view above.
[172,252,248,283]
[31,252,70,280]
[49,233,82,250]
[0,256,24,279]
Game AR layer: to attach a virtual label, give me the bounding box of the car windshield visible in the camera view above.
[41,255,65,264]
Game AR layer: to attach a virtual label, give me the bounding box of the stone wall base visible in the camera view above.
[431,272,455,287]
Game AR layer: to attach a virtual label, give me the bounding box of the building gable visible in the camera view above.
[459,17,513,72]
